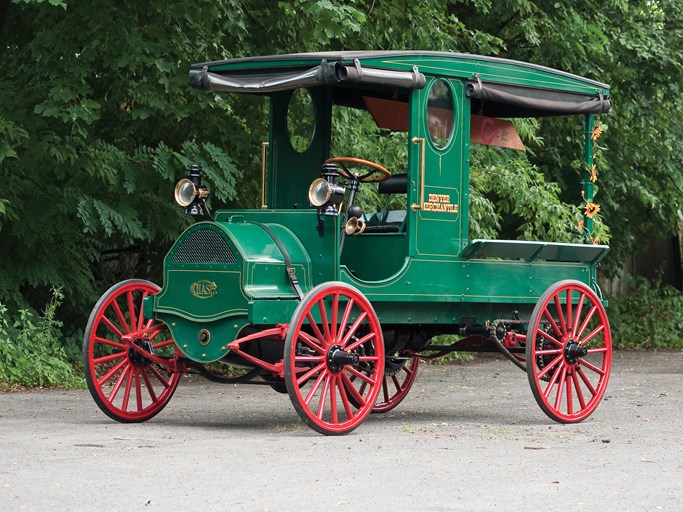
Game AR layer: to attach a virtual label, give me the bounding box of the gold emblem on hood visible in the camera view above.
[190,280,218,299]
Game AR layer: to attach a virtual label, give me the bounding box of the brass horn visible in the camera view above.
[344,217,366,235]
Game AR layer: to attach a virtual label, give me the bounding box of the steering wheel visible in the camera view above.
[325,157,391,183]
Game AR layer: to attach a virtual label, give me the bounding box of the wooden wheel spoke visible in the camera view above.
[553,365,568,410]
[330,375,339,424]
[136,292,149,331]
[345,365,375,385]
[293,355,324,364]
[572,293,586,338]
[93,351,127,365]
[566,370,573,415]
[305,311,326,345]
[331,293,339,342]
[126,291,137,332]
[151,339,174,350]
[578,357,605,376]
[336,298,355,343]
[317,298,331,343]
[111,300,130,336]
[299,363,325,388]
[134,367,143,412]
[577,305,598,340]
[537,353,564,380]
[141,367,158,402]
[553,296,567,336]
[542,307,564,339]
[341,372,366,407]
[304,371,327,405]
[579,323,605,347]
[402,364,415,378]
[337,375,355,420]
[577,367,598,396]
[543,361,564,398]
[572,370,587,409]
[536,328,563,347]
[345,330,376,352]
[298,331,325,354]
[95,336,126,350]
[147,364,170,388]
[109,364,129,402]
[97,358,128,386]
[102,315,125,340]
[340,312,368,347]
[381,377,390,403]
[391,374,401,393]
[316,374,331,419]
[565,289,573,335]
[121,366,134,412]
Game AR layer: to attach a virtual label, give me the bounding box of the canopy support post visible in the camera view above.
[582,113,595,238]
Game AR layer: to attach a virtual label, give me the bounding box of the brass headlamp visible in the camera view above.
[174,164,209,216]
[308,163,345,215]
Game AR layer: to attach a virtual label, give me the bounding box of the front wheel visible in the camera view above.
[526,280,612,423]
[284,282,385,435]
[83,279,180,422]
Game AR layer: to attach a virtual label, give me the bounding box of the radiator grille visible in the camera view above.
[171,229,237,265]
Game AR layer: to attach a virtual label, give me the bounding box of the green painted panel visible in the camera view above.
[155,269,248,321]
[159,313,249,363]
[341,257,593,323]
[269,88,332,210]
[341,233,408,281]
[462,239,610,264]
[215,209,340,287]
[411,78,469,257]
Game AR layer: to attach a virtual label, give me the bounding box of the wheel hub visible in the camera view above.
[564,339,587,365]
[327,344,359,373]
[129,339,154,366]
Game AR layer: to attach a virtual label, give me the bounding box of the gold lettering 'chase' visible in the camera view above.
[423,193,459,213]
[190,280,218,299]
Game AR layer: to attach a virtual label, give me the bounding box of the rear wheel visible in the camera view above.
[526,280,612,423]
[83,280,180,422]
[284,282,385,435]
[372,352,419,413]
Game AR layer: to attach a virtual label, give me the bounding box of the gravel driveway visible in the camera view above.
[1,351,681,511]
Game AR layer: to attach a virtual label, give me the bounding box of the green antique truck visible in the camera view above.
[84,51,612,435]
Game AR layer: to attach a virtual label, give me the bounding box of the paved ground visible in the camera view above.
[0,351,681,512]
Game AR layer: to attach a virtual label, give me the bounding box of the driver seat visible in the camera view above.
[362,174,407,233]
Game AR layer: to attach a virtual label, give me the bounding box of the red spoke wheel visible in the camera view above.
[526,280,612,423]
[83,279,180,422]
[372,352,419,413]
[284,282,385,435]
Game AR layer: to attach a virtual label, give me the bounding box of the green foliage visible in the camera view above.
[0,289,84,388]
[0,0,248,323]
[608,278,683,350]
[1,0,683,379]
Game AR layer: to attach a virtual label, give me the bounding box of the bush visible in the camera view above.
[0,289,84,389]
[608,278,683,350]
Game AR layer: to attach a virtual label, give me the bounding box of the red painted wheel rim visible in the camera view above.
[372,352,419,413]
[526,280,612,423]
[284,283,385,435]
[84,280,179,422]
